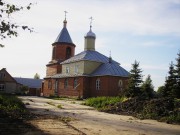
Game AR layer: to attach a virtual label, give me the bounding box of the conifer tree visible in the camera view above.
[157,86,165,97]
[125,60,143,97]
[34,73,40,79]
[141,75,154,99]
[164,62,177,97]
[174,50,180,98]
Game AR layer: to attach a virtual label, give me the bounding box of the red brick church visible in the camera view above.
[42,17,129,98]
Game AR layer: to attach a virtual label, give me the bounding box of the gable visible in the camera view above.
[0,68,17,83]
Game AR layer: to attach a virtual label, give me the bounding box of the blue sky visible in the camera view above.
[0,0,180,90]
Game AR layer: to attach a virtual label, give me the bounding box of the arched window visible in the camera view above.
[66,47,71,59]
[96,78,100,90]
[55,79,58,93]
[118,80,123,91]
[64,78,68,89]
[48,80,52,89]
[52,46,56,60]
[74,78,78,89]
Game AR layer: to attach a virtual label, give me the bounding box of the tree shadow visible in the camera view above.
[0,111,50,135]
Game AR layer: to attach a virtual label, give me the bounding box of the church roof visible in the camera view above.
[48,62,129,78]
[49,73,87,78]
[61,50,119,64]
[53,20,74,45]
[91,62,129,77]
[59,50,129,78]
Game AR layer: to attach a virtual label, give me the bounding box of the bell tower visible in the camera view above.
[46,12,76,76]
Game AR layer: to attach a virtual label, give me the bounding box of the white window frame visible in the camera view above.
[74,78,78,89]
[96,78,100,90]
[66,67,70,73]
[64,78,68,89]
[118,80,123,87]
[75,65,79,74]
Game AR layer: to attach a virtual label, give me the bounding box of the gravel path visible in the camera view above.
[19,96,180,135]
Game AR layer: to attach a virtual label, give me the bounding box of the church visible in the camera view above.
[42,17,129,98]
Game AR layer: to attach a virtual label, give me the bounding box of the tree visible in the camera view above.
[157,86,165,97]
[174,50,180,98]
[34,73,40,79]
[0,0,33,47]
[20,85,29,95]
[141,75,154,99]
[125,60,143,97]
[164,62,177,98]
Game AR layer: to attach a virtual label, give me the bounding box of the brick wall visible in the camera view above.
[52,44,75,61]
[42,76,129,98]
[89,76,129,97]
[46,43,75,77]
[46,64,62,76]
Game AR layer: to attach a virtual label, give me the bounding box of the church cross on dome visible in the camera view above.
[89,16,93,30]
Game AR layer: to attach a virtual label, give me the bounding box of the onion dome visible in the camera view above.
[85,26,96,38]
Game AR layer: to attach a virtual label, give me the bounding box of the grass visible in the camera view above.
[0,93,26,113]
[57,104,63,109]
[47,101,63,109]
[84,96,127,110]
[58,116,75,123]
[71,101,76,104]
[48,95,82,101]
[47,101,55,106]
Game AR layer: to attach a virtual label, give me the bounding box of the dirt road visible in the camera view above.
[19,96,180,135]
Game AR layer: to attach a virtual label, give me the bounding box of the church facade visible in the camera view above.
[42,18,129,98]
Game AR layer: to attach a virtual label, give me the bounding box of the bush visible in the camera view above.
[84,96,127,110]
[0,93,26,116]
[104,97,180,124]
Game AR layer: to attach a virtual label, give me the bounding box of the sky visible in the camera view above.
[1,0,180,90]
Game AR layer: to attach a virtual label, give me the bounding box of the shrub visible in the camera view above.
[84,96,127,110]
[0,93,27,116]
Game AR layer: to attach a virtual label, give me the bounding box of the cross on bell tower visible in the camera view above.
[63,11,68,27]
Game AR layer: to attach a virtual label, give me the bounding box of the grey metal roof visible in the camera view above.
[14,77,43,88]
[85,29,96,38]
[91,62,129,77]
[53,26,73,45]
[48,73,88,79]
[61,50,119,64]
